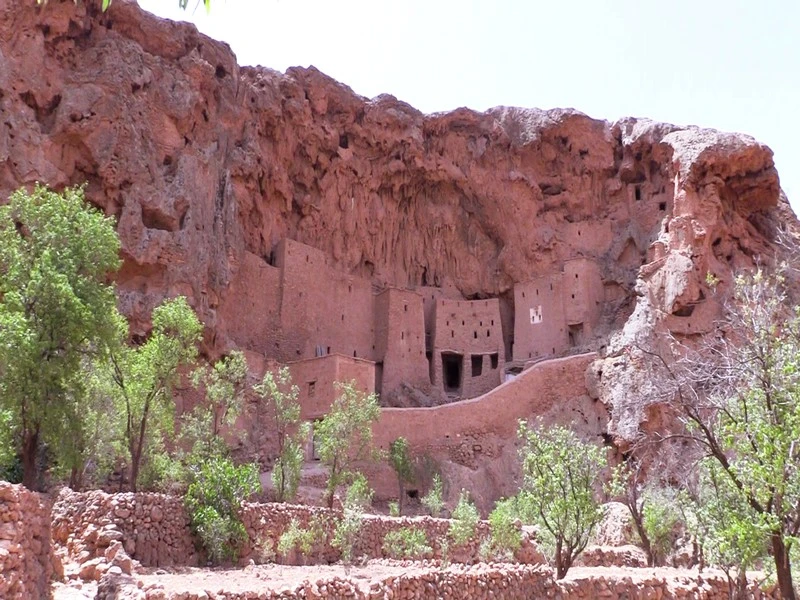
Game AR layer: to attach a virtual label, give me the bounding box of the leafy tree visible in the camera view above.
[677,461,769,599]
[182,351,249,464]
[650,270,800,599]
[106,296,202,490]
[389,437,414,515]
[610,462,682,567]
[0,410,15,474]
[185,456,261,564]
[421,472,445,517]
[0,185,122,490]
[314,381,380,508]
[252,367,310,502]
[517,420,605,579]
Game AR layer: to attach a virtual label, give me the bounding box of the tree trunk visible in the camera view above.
[21,428,39,491]
[772,533,796,600]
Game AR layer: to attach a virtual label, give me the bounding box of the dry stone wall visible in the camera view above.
[52,488,197,569]
[99,563,778,600]
[0,482,53,599]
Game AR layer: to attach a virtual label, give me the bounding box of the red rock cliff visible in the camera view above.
[0,0,793,440]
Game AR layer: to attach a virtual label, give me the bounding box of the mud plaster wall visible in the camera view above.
[563,258,604,336]
[275,239,376,363]
[514,274,567,361]
[374,288,430,399]
[431,298,504,398]
[366,353,600,498]
[287,354,376,421]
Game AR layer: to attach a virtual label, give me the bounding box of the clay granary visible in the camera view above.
[233,237,605,408]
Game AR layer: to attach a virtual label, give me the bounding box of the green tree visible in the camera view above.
[314,381,380,508]
[653,270,800,599]
[486,496,523,560]
[382,527,432,560]
[252,367,310,502]
[182,351,249,464]
[0,185,122,490]
[106,296,202,490]
[610,461,682,567]
[517,420,605,579]
[185,456,261,564]
[389,437,414,515]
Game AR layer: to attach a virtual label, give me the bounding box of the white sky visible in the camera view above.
[138,0,799,212]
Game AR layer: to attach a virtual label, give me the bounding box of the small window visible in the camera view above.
[471,355,483,377]
[308,381,316,397]
[473,331,477,339]
[327,346,331,354]
[634,186,642,201]
[490,353,499,369]
[404,304,408,312]
[659,201,667,211]
[451,330,454,338]
[401,332,404,340]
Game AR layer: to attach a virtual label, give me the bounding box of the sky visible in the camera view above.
[139,0,799,211]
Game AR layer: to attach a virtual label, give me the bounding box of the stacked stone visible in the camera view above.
[0,482,53,599]
[577,544,648,568]
[240,504,544,566]
[52,489,196,571]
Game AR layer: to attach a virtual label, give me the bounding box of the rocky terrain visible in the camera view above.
[1,0,795,447]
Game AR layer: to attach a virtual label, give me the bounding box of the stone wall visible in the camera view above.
[52,489,197,569]
[98,563,778,600]
[0,482,53,599]
[52,491,540,569]
[238,503,543,566]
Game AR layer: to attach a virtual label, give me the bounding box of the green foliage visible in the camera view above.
[314,381,380,508]
[640,486,681,566]
[517,420,605,579]
[181,351,248,467]
[382,527,432,559]
[0,184,122,489]
[421,473,445,517]
[105,296,202,490]
[609,462,682,567]
[0,410,15,475]
[252,367,310,502]
[277,514,331,559]
[389,437,414,514]
[185,456,261,564]
[486,496,523,559]
[388,501,400,517]
[332,474,374,565]
[666,270,800,598]
[448,489,479,547]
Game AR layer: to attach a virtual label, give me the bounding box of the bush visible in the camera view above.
[421,473,445,517]
[449,489,479,547]
[332,474,373,566]
[185,457,261,564]
[383,527,432,559]
[486,497,522,559]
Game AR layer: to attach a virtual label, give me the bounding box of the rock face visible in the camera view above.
[0,0,793,443]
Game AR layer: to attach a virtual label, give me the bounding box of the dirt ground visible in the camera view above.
[51,560,740,599]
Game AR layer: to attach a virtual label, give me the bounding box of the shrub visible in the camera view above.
[383,527,432,559]
[421,473,445,517]
[449,489,479,547]
[332,475,373,565]
[185,457,261,564]
[486,496,522,560]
